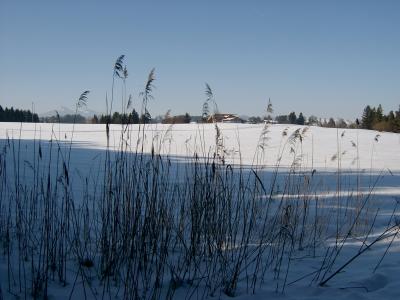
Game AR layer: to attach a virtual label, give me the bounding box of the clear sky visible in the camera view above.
[0,0,399,120]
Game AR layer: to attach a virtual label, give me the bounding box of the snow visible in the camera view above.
[0,122,399,299]
[2,122,399,170]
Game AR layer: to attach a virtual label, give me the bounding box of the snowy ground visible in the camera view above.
[0,122,400,299]
[1,122,399,170]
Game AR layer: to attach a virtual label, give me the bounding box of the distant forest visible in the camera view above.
[359,104,400,133]
[250,104,400,133]
[0,106,39,122]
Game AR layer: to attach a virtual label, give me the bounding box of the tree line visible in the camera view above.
[0,106,39,122]
[360,104,400,132]
[0,107,193,125]
[248,102,400,132]
[2,103,399,133]
[249,112,348,128]
[90,111,192,124]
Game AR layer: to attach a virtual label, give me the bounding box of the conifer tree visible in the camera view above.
[266,98,273,121]
[376,104,383,122]
[288,112,297,124]
[361,105,373,129]
[296,112,305,125]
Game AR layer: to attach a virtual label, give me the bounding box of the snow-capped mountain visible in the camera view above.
[39,106,101,118]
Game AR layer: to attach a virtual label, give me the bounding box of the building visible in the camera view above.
[206,113,244,123]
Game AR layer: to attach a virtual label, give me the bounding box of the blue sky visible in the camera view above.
[0,0,399,120]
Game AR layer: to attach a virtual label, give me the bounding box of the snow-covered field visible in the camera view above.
[2,122,400,170]
[0,122,400,300]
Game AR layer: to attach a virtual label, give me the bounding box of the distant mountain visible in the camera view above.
[40,106,101,118]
